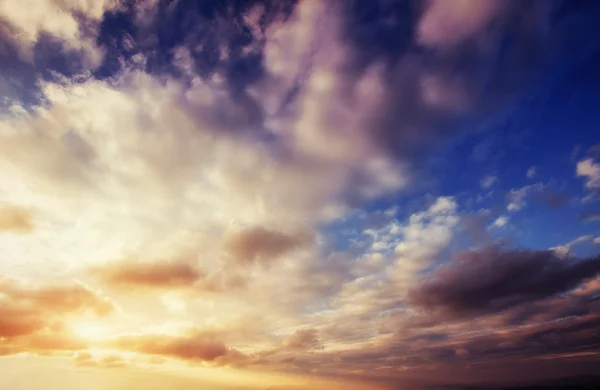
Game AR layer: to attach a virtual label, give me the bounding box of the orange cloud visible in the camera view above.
[0,203,33,233]
[99,354,128,368]
[90,259,204,290]
[73,351,96,367]
[109,331,229,362]
[0,278,114,354]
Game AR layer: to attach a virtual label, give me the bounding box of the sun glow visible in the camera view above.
[69,321,111,341]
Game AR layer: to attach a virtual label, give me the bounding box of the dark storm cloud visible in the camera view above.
[408,247,600,318]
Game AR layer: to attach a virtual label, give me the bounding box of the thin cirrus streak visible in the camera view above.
[1,1,600,389]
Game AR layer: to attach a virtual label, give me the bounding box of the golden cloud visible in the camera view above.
[90,259,204,290]
[0,278,115,354]
[0,203,33,233]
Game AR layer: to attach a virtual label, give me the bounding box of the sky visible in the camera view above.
[1,1,600,389]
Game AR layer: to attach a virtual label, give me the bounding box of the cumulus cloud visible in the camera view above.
[526,166,537,178]
[408,247,600,318]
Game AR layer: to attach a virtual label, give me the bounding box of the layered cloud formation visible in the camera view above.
[1,1,600,389]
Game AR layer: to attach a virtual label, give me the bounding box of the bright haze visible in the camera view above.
[1,1,600,390]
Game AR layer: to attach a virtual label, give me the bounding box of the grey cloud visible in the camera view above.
[222,226,313,265]
[408,247,600,318]
[580,211,600,222]
[337,1,566,164]
[282,329,323,351]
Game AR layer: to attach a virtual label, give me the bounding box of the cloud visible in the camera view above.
[507,183,543,212]
[551,236,593,258]
[223,226,314,266]
[577,158,600,189]
[0,278,115,324]
[310,197,461,347]
[109,331,230,362]
[0,203,33,233]
[99,354,129,368]
[580,211,600,222]
[0,0,121,68]
[73,351,97,367]
[417,0,507,48]
[0,0,599,385]
[527,166,537,179]
[492,215,508,228]
[408,247,600,318]
[90,259,204,290]
[388,197,460,286]
[0,278,114,354]
[282,329,323,351]
[480,175,498,189]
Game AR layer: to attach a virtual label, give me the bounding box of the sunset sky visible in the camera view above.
[1,1,600,389]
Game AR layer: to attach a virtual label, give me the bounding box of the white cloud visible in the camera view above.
[507,183,543,212]
[0,2,414,355]
[0,0,121,67]
[577,158,600,189]
[526,166,537,179]
[309,196,461,346]
[480,175,497,189]
[492,215,508,228]
[551,235,592,258]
